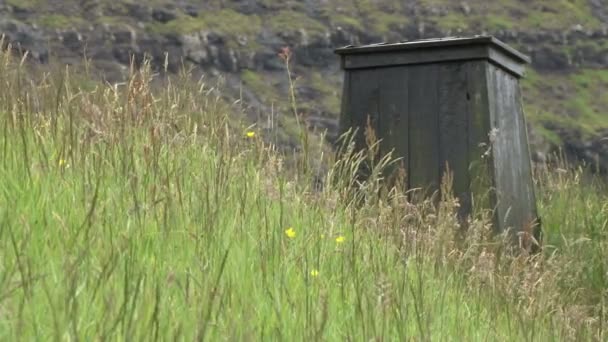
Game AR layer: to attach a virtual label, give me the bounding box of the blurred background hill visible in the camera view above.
[1,0,607,169]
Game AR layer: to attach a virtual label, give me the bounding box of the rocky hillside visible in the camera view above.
[1,0,608,168]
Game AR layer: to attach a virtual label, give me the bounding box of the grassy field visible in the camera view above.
[0,47,606,340]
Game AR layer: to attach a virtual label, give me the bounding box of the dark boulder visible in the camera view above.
[0,19,48,63]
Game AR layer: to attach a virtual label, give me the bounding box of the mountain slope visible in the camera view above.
[1,0,607,167]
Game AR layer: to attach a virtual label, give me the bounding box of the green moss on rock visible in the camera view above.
[422,0,602,32]
[37,14,85,29]
[523,68,608,143]
[266,11,327,39]
[6,0,41,10]
[148,9,262,51]
[241,70,280,102]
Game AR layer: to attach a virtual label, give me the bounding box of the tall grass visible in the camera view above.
[0,43,605,340]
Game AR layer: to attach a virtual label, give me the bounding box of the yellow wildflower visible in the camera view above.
[58,159,69,168]
[310,269,319,277]
[320,234,325,239]
[285,227,296,239]
[335,236,345,244]
[246,131,256,138]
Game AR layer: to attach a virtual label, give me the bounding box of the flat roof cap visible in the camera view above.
[335,36,531,76]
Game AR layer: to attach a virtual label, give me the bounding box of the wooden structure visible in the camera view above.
[335,36,539,237]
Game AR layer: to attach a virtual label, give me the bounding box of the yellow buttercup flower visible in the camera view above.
[335,236,345,244]
[310,269,319,277]
[285,227,296,239]
[58,159,69,168]
[246,131,256,138]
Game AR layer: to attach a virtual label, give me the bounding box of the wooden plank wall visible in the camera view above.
[342,62,482,211]
[465,62,494,215]
[438,62,471,218]
[347,69,380,150]
[342,69,380,180]
[341,67,410,185]
[408,64,440,199]
[487,64,538,235]
[340,59,538,234]
[377,67,409,180]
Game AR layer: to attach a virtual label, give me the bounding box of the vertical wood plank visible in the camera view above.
[513,80,541,247]
[348,69,380,147]
[377,67,409,186]
[488,64,513,232]
[488,64,538,236]
[504,71,525,228]
[502,70,524,233]
[485,63,502,230]
[513,82,538,222]
[348,69,381,178]
[408,63,440,200]
[465,61,495,217]
[438,62,470,219]
[338,71,352,139]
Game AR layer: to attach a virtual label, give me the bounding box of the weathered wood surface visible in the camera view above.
[345,69,380,156]
[465,62,495,214]
[342,45,486,69]
[408,64,440,199]
[438,62,471,219]
[337,36,539,236]
[341,45,527,77]
[487,64,538,234]
[340,67,409,183]
[336,36,530,77]
[335,36,531,63]
[377,67,409,177]
[338,71,351,139]
[514,81,538,226]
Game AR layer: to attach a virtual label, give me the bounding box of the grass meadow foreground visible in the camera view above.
[0,48,606,340]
